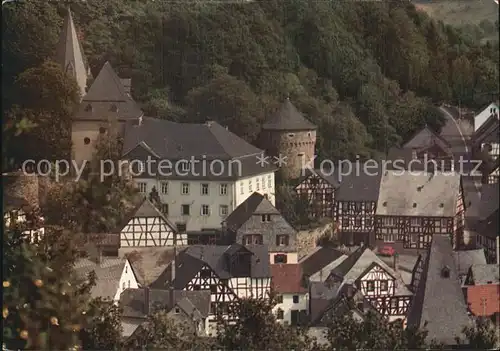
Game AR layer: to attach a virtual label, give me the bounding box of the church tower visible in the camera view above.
[71,62,143,167]
[55,7,89,100]
[260,98,317,180]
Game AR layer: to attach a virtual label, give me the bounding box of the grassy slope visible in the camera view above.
[413,0,499,26]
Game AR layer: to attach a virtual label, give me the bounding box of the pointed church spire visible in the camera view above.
[55,6,88,100]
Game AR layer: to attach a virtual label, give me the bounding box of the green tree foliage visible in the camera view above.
[42,136,139,233]
[323,310,439,350]
[4,61,79,166]
[275,184,312,227]
[2,223,93,350]
[123,310,208,350]
[460,318,500,349]
[215,297,315,351]
[80,298,123,351]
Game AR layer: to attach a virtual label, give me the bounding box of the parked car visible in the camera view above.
[378,246,396,257]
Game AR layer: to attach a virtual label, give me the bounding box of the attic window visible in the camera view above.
[441,266,450,278]
[382,201,387,207]
[110,104,118,112]
[288,133,295,138]
[412,203,417,208]
[261,214,271,222]
[439,203,444,208]
[174,307,180,314]
[84,137,90,145]
[85,104,92,112]
[417,186,423,192]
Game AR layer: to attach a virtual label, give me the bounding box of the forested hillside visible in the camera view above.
[2,0,499,166]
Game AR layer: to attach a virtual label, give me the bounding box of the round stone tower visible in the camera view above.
[260,98,317,180]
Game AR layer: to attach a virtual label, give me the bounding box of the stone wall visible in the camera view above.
[296,221,334,259]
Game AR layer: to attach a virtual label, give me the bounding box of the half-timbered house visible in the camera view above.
[222,192,298,264]
[375,170,464,250]
[408,235,472,347]
[475,209,499,264]
[323,246,412,322]
[473,110,499,161]
[120,287,211,338]
[294,168,340,219]
[150,244,271,335]
[3,194,45,243]
[119,197,185,248]
[334,164,382,246]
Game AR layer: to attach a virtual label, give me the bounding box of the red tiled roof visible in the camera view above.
[466,284,500,317]
[270,264,307,294]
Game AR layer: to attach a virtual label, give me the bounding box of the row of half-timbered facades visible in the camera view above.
[295,167,465,251]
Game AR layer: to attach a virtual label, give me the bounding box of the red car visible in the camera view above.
[378,246,396,257]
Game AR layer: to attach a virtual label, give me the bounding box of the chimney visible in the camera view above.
[144,286,150,316]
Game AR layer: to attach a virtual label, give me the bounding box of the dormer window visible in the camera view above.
[174,307,180,314]
[441,265,450,278]
[276,235,289,246]
[261,214,271,222]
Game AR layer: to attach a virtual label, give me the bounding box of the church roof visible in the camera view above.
[55,7,88,99]
[74,61,143,121]
[262,98,316,131]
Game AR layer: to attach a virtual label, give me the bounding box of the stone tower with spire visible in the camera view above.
[260,98,317,180]
[55,7,89,100]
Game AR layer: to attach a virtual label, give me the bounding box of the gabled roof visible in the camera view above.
[403,125,452,153]
[74,257,130,300]
[407,235,472,345]
[75,62,143,121]
[262,98,316,131]
[271,264,307,294]
[474,113,499,145]
[376,170,461,217]
[299,246,345,277]
[467,264,500,285]
[475,208,499,240]
[120,288,210,319]
[334,162,382,202]
[223,192,280,231]
[308,254,348,282]
[295,168,342,189]
[118,197,177,233]
[55,7,88,98]
[150,244,271,290]
[479,183,499,220]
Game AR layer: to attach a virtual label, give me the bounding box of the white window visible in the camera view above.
[256,178,260,191]
[268,175,272,188]
[220,184,228,195]
[201,183,209,195]
[137,182,147,193]
[201,205,210,216]
[181,183,189,195]
[240,182,244,195]
[161,182,168,194]
[220,205,228,216]
[127,280,130,288]
[249,180,252,193]
[262,176,266,189]
[122,282,126,290]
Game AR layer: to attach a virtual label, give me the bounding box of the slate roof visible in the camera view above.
[74,257,129,300]
[223,192,280,231]
[262,98,316,131]
[407,235,472,345]
[120,288,210,318]
[296,167,342,189]
[453,249,487,278]
[468,264,500,285]
[474,113,499,144]
[308,254,348,282]
[150,244,270,290]
[118,197,177,232]
[403,125,452,153]
[479,183,499,220]
[55,7,88,98]
[270,264,307,294]
[299,246,346,278]
[475,209,499,240]
[329,246,412,296]
[122,117,276,179]
[334,162,382,202]
[75,62,143,121]
[376,170,461,217]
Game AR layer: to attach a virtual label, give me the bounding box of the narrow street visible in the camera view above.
[439,106,482,209]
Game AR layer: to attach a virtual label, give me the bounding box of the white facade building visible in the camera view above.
[271,264,308,326]
[474,102,498,132]
[122,118,277,232]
